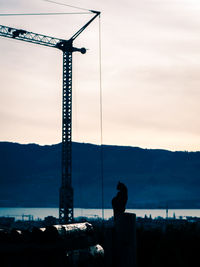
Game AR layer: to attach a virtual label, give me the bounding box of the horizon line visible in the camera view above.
[0,140,200,153]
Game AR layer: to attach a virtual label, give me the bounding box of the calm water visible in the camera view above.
[0,208,200,220]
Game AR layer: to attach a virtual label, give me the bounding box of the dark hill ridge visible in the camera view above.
[0,141,200,208]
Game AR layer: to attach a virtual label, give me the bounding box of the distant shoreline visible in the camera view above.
[1,206,200,209]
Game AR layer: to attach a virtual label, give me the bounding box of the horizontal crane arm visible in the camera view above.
[0,24,68,50]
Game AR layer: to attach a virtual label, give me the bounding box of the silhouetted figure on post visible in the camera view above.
[112,182,128,221]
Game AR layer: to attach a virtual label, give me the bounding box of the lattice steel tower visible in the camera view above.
[0,10,100,224]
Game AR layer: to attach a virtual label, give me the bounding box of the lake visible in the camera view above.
[0,208,200,220]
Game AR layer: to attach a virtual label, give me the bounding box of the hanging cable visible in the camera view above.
[98,14,104,221]
[0,12,90,16]
[44,0,91,12]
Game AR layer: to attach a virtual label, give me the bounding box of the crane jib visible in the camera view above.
[0,24,62,48]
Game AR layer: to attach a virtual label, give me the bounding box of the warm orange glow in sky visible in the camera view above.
[0,0,200,151]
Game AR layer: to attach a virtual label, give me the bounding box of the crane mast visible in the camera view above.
[0,10,100,224]
[60,48,73,223]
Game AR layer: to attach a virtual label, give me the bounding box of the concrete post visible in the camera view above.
[114,212,136,267]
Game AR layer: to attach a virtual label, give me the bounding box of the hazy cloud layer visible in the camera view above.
[0,0,200,151]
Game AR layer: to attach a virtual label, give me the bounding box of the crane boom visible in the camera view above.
[0,24,63,48]
[0,11,100,224]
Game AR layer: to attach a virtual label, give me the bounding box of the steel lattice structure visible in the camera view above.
[0,10,100,224]
[59,51,74,223]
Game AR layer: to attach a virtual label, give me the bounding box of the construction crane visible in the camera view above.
[0,10,100,224]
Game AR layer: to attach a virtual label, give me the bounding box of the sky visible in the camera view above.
[0,0,200,151]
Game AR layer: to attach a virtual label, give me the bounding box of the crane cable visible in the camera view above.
[98,14,104,221]
[43,0,91,12]
[0,12,90,16]
[0,1,95,16]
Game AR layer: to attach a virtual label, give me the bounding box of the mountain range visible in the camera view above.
[0,141,200,208]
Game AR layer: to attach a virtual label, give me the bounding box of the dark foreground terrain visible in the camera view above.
[136,222,200,267]
[0,217,199,267]
[93,218,200,267]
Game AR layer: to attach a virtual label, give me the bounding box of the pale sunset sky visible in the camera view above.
[0,0,200,151]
